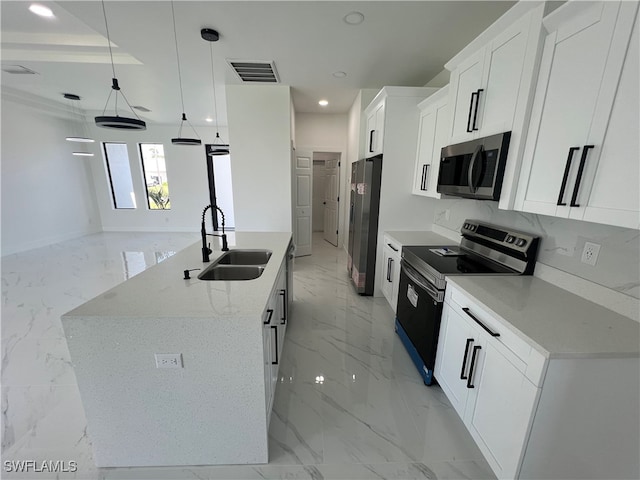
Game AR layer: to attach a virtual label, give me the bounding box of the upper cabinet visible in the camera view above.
[514,1,639,230]
[412,86,450,198]
[445,4,545,209]
[365,101,386,156]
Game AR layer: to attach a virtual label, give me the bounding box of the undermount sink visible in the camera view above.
[215,250,272,266]
[198,265,265,281]
[197,249,272,281]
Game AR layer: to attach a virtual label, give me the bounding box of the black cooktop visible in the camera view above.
[403,245,517,276]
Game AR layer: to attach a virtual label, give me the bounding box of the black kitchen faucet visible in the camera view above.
[201,204,229,262]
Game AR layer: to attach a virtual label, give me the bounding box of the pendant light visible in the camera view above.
[63,93,95,157]
[170,1,200,146]
[201,28,229,156]
[94,0,146,130]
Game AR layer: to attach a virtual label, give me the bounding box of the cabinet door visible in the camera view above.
[365,111,377,156]
[476,11,532,136]
[413,107,438,196]
[389,251,401,314]
[374,101,385,155]
[448,49,484,143]
[518,2,626,218]
[465,340,539,479]
[381,246,395,308]
[573,9,639,229]
[434,306,475,419]
[263,306,275,418]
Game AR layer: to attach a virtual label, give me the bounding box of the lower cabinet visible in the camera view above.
[263,260,287,422]
[435,295,541,479]
[381,235,402,313]
[436,283,639,479]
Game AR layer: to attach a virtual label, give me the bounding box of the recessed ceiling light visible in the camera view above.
[332,71,347,78]
[72,152,94,157]
[319,100,329,107]
[29,4,54,18]
[205,118,213,122]
[343,11,365,25]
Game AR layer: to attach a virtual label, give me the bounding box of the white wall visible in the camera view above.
[86,122,224,233]
[294,112,348,247]
[226,85,292,232]
[1,89,102,255]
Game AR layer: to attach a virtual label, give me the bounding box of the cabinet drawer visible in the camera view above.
[446,286,546,386]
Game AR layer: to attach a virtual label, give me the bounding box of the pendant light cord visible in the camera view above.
[208,41,219,135]
[170,1,186,114]
[98,0,143,121]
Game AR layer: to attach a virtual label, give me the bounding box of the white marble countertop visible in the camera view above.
[64,232,292,320]
[384,230,453,247]
[446,275,640,359]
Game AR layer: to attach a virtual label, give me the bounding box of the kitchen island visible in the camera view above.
[62,232,293,467]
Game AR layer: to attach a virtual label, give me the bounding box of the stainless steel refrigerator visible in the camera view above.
[347,155,383,295]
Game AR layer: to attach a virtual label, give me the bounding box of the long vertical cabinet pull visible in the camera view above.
[466,345,482,388]
[271,326,278,365]
[386,258,393,282]
[570,145,595,207]
[557,147,580,205]
[460,338,474,380]
[420,164,429,191]
[279,290,287,324]
[466,91,478,133]
[369,130,375,153]
[471,89,484,131]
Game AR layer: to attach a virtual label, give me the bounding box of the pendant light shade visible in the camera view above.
[202,27,230,154]
[95,1,146,130]
[170,1,201,146]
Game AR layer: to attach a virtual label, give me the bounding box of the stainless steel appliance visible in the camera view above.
[347,155,383,295]
[437,131,511,201]
[395,220,539,385]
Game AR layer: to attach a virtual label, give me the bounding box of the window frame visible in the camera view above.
[138,142,171,211]
[102,142,136,210]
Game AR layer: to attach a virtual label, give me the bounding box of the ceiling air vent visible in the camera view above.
[227,60,279,83]
[2,65,38,75]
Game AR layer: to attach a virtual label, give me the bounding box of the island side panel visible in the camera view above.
[62,314,268,467]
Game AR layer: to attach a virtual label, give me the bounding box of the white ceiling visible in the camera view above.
[1,1,516,127]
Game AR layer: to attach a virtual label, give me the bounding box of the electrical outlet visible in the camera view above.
[155,353,183,369]
[581,242,601,266]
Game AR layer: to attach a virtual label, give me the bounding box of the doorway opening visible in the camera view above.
[312,152,340,248]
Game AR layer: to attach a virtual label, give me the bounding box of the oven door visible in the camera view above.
[395,261,444,385]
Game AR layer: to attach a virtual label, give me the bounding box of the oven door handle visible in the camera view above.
[401,262,441,301]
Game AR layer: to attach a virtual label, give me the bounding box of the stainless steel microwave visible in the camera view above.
[437,131,511,201]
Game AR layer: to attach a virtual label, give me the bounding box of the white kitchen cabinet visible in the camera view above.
[381,235,401,313]
[435,286,542,479]
[515,1,639,230]
[263,259,288,423]
[436,278,640,479]
[365,100,385,156]
[412,86,449,198]
[445,4,544,209]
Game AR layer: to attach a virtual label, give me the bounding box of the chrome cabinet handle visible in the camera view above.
[467,345,481,388]
[460,338,474,380]
[557,147,580,206]
[462,307,500,337]
[570,145,594,207]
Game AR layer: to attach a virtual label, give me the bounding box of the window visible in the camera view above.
[139,143,170,210]
[103,142,136,209]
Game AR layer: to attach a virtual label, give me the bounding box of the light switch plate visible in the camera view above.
[155,353,183,369]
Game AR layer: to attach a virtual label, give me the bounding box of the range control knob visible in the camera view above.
[469,224,476,231]
[515,238,527,247]
[463,222,470,229]
[506,235,516,244]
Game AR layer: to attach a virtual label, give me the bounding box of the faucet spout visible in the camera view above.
[200,204,229,263]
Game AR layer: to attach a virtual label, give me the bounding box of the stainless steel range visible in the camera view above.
[395,220,540,385]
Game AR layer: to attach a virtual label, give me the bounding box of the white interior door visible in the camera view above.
[293,150,312,257]
[323,157,340,247]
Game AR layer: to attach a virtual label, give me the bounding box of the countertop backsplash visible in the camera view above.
[431,198,640,301]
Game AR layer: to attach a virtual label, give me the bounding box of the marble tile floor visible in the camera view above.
[1,231,495,480]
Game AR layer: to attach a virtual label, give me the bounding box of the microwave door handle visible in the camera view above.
[467,145,483,193]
